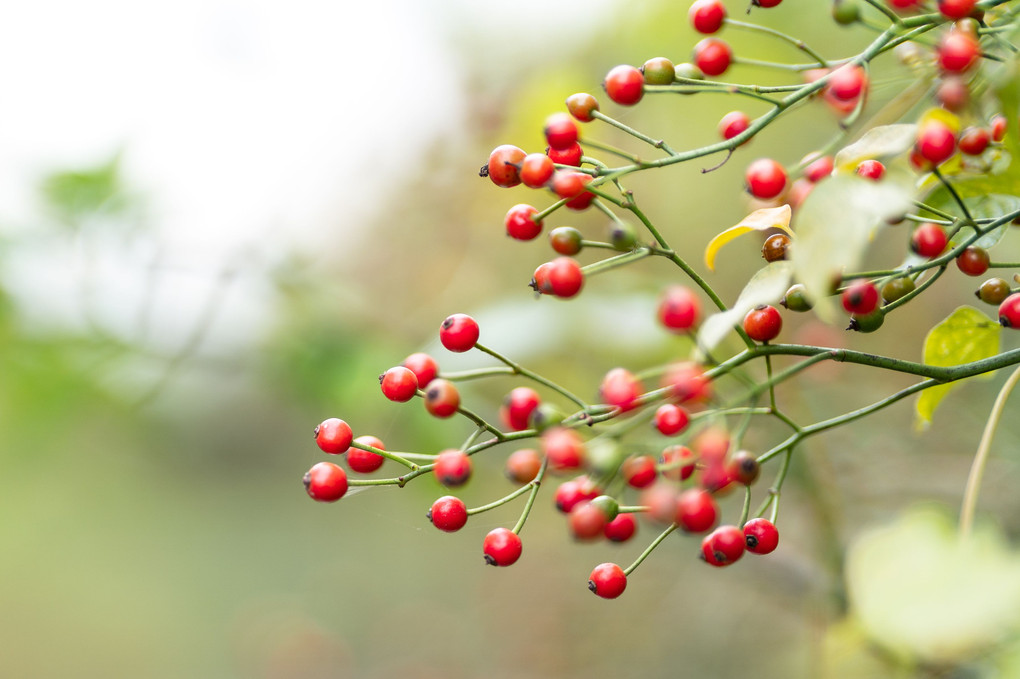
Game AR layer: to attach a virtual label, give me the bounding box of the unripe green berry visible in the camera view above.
[590,495,620,522]
[881,277,915,303]
[832,0,859,25]
[529,403,565,432]
[977,278,1011,305]
[674,62,704,83]
[549,226,583,256]
[642,57,676,85]
[609,222,638,251]
[849,310,884,333]
[781,284,813,312]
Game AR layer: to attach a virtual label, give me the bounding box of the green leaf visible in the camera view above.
[791,174,912,321]
[39,154,127,225]
[696,261,792,353]
[916,306,1001,428]
[703,205,792,271]
[847,506,1020,664]
[834,124,917,170]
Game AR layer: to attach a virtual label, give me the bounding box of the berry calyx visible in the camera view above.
[483,527,522,567]
[347,434,386,473]
[428,496,468,532]
[675,488,719,533]
[841,280,880,316]
[603,65,644,106]
[314,417,354,455]
[440,313,480,353]
[998,293,1020,328]
[544,112,579,151]
[654,403,690,436]
[693,38,732,77]
[380,366,418,402]
[689,0,727,35]
[485,145,526,188]
[424,379,460,418]
[657,285,701,331]
[743,517,780,554]
[743,304,783,342]
[303,462,348,502]
[700,525,746,567]
[504,204,543,241]
[433,449,472,487]
[588,562,627,599]
[956,246,990,277]
[910,222,948,258]
[745,158,787,199]
[565,93,600,122]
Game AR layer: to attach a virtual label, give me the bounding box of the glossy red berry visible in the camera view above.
[827,64,867,101]
[699,460,735,495]
[433,449,472,487]
[544,112,579,151]
[504,448,543,484]
[745,158,787,199]
[676,488,719,533]
[545,257,585,298]
[718,111,750,141]
[531,262,553,294]
[501,387,541,431]
[518,154,555,189]
[660,445,696,481]
[841,280,881,315]
[689,0,726,34]
[588,563,627,599]
[654,403,690,436]
[958,127,991,156]
[347,434,386,473]
[660,362,711,403]
[753,0,782,6]
[428,495,468,532]
[483,527,522,567]
[565,92,600,122]
[551,170,590,200]
[314,417,353,455]
[548,142,584,167]
[911,222,948,258]
[743,304,783,342]
[622,455,658,488]
[938,30,980,73]
[701,525,746,566]
[803,153,834,183]
[402,352,438,389]
[743,517,780,554]
[504,203,543,241]
[303,461,348,502]
[998,293,1020,328]
[543,427,586,472]
[599,367,642,412]
[855,159,885,180]
[693,38,732,77]
[424,379,460,418]
[916,121,957,166]
[603,65,644,106]
[554,476,600,513]
[956,246,990,276]
[569,502,609,540]
[604,513,638,542]
[888,0,922,8]
[486,144,526,188]
[938,0,977,19]
[549,226,583,255]
[727,450,760,486]
[657,285,701,332]
[380,366,418,402]
[440,314,480,353]
[991,114,1008,142]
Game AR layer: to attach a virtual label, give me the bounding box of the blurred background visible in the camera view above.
[3,0,1020,677]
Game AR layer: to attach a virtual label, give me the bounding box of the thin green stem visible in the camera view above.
[591,110,677,156]
[467,483,535,516]
[623,523,678,576]
[739,486,753,527]
[512,456,548,535]
[442,366,516,381]
[581,248,655,276]
[933,167,975,225]
[725,18,829,67]
[474,342,588,409]
[348,440,419,470]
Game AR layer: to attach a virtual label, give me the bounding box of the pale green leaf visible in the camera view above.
[916,306,1000,428]
[834,124,917,170]
[703,205,792,271]
[696,261,792,353]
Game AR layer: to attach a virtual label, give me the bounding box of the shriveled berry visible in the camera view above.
[303,462,348,502]
[588,562,627,599]
[428,496,468,532]
[743,517,780,554]
[314,417,353,455]
[433,449,472,487]
[483,527,522,567]
[440,313,480,353]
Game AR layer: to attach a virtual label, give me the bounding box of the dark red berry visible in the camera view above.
[347,434,385,473]
[658,285,701,331]
[303,462,348,502]
[314,417,353,454]
[654,403,690,436]
[544,112,579,151]
[518,154,555,189]
[743,517,780,554]
[542,427,586,473]
[604,513,637,542]
[603,65,644,106]
[424,379,460,418]
[504,448,543,484]
[999,293,1020,328]
[660,445,696,481]
[486,144,526,188]
[727,450,760,486]
[483,527,522,567]
[689,0,726,34]
[565,93,599,122]
[718,111,750,141]
[743,304,783,342]
[440,313,480,353]
[910,222,947,258]
[433,449,472,487]
[622,455,658,488]
[841,280,881,315]
[956,246,990,276]
[531,262,554,294]
[380,366,418,402]
[504,203,543,241]
[855,159,885,180]
[676,488,719,533]
[700,525,745,566]
[977,278,1011,305]
[428,495,468,532]
[745,158,787,199]
[693,38,732,77]
[588,562,627,599]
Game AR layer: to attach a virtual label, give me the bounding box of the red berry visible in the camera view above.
[699,460,734,494]
[543,427,586,473]
[504,203,543,241]
[745,158,787,199]
[888,0,922,9]
[347,434,385,473]
[958,127,991,155]
[544,112,579,151]
[554,476,600,513]
[991,114,1008,142]
[689,0,726,34]
[676,488,719,533]
[855,159,885,180]
[303,461,348,502]
[518,154,555,189]
[569,502,609,541]
[402,353,438,389]
[727,450,760,486]
[956,246,990,276]
[564,187,596,211]
[938,0,978,20]
[486,144,526,188]
[603,65,644,106]
[916,121,957,166]
[531,262,554,294]
[599,367,642,412]
[440,313,480,353]
[660,445,696,481]
[424,378,460,418]
[743,304,783,342]
[428,495,468,532]
[551,170,590,200]
[654,403,690,436]
[380,366,418,402]
[693,38,732,77]
[314,417,353,455]
[694,427,730,463]
[549,226,583,255]
[545,257,585,299]
[701,525,746,566]
[754,0,782,6]
[827,64,867,101]
[504,448,543,484]
[604,513,637,542]
[938,30,980,73]
[743,517,780,554]
[936,76,970,112]
[588,562,627,599]
[999,293,1020,328]
[547,143,584,167]
[718,111,750,141]
[622,455,658,488]
[841,280,881,315]
[657,285,701,331]
[501,387,541,431]
[565,92,599,122]
[660,362,711,403]
[433,449,472,487]
[483,527,522,567]
[802,153,834,183]
[910,222,947,258]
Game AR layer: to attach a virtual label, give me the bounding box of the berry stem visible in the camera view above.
[580,248,655,276]
[738,486,753,527]
[467,481,538,516]
[860,0,902,24]
[474,342,589,409]
[591,110,677,156]
[932,167,975,226]
[442,366,516,381]
[511,457,548,535]
[724,18,830,68]
[623,523,678,577]
[348,440,420,470]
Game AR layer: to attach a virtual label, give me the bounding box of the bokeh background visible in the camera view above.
[3,1,1020,677]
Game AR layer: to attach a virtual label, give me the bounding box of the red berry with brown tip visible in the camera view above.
[314,417,353,455]
[701,525,746,566]
[727,450,761,486]
[428,496,468,532]
[486,144,526,187]
[743,517,780,554]
[998,293,1020,328]
[588,562,627,599]
[841,280,880,315]
[603,65,644,106]
[424,379,460,418]
[440,313,480,353]
[483,528,522,567]
[743,304,783,342]
[303,462,348,502]
[433,449,472,487]
[380,366,418,402]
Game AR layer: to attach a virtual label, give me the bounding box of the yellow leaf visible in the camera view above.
[703,205,792,271]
